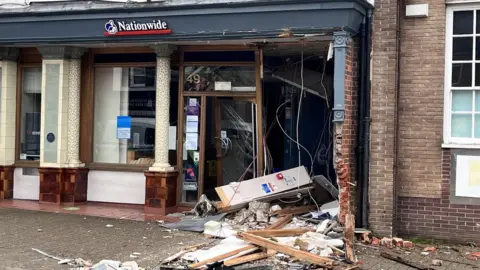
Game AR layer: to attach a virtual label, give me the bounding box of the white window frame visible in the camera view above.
[444,5,480,147]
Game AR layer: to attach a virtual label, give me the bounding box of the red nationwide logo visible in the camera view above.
[104,20,172,36]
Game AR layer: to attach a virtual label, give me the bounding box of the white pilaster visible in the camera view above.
[0,58,18,166]
[149,45,176,172]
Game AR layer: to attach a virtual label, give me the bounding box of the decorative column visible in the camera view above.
[66,48,85,168]
[145,44,178,215]
[63,48,88,205]
[149,44,176,172]
[0,48,19,200]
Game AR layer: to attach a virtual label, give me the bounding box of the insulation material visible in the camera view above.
[182,236,251,262]
[216,166,311,208]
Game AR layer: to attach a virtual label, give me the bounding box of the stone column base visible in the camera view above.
[0,166,14,200]
[144,170,178,215]
[39,168,63,204]
[62,168,89,205]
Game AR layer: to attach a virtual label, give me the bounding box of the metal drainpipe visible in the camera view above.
[356,15,367,227]
[362,9,373,228]
[393,0,403,236]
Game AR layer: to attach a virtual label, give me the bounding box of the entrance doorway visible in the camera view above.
[177,48,264,205]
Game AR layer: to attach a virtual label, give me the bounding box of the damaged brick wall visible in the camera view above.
[334,37,359,225]
[397,149,480,242]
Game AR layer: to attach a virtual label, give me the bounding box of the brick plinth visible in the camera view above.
[397,149,480,243]
[0,166,14,200]
[62,168,89,205]
[39,168,63,204]
[144,170,178,215]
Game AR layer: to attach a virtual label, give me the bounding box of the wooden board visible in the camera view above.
[247,228,315,237]
[267,215,293,230]
[239,232,334,267]
[215,166,311,207]
[189,245,258,269]
[224,252,270,267]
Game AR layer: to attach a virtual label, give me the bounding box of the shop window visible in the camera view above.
[19,67,42,161]
[445,8,480,144]
[184,66,256,92]
[93,66,156,164]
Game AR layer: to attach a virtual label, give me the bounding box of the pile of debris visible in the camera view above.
[159,166,361,269]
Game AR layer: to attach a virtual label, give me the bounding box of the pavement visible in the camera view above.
[0,208,205,269]
[0,208,479,270]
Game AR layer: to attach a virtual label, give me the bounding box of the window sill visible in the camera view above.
[442,143,480,149]
[88,163,150,172]
[14,160,40,168]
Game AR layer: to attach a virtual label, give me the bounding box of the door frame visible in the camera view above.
[176,46,264,207]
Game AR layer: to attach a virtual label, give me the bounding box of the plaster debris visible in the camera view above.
[105,224,114,228]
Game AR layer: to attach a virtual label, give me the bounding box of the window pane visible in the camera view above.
[20,67,42,161]
[93,67,156,164]
[475,115,480,138]
[453,37,473,60]
[452,63,472,87]
[476,91,480,111]
[453,10,474,35]
[452,114,473,137]
[184,66,256,92]
[477,11,480,33]
[182,97,200,203]
[452,90,473,111]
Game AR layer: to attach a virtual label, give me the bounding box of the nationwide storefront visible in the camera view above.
[0,0,372,219]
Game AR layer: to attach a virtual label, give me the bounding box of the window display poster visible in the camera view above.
[186,133,198,150]
[117,116,131,139]
[186,121,199,133]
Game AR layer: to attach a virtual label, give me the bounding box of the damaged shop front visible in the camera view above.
[0,0,372,233]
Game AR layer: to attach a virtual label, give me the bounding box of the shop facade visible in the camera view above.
[0,0,372,217]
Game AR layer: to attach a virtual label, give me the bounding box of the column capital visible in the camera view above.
[38,46,86,60]
[0,47,19,61]
[150,44,177,57]
[70,47,87,59]
[333,31,351,49]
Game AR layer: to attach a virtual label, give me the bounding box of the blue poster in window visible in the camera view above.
[117,116,131,139]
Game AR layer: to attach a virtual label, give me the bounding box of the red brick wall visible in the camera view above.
[342,38,359,182]
[398,149,480,242]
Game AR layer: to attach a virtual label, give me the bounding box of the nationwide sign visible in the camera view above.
[104,19,172,36]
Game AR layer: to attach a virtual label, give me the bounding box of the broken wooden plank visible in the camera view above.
[267,214,293,229]
[380,252,435,270]
[161,242,210,264]
[224,252,270,267]
[239,232,334,267]
[189,245,258,269]
[272,205,317,216]
[247,228,315,237]
[344,214,355,262]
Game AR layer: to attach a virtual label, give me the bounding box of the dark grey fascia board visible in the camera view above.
[0,0,371,21]
[1,27,350,46]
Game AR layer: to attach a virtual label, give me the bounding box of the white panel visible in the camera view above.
[405,4,429,17]
[456,155,480,198]
[87,170,145,204]
[13,168,39,200]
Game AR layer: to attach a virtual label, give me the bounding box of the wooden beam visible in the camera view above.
[239,233,334,267]
[267,214,293,229]
[272,205,317,216]
[189,245,258,269]
[224,252,270,267]
[344,214,355,262]
[247,228,315,237]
